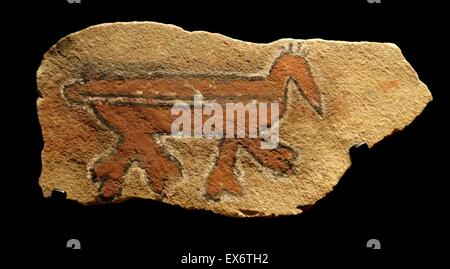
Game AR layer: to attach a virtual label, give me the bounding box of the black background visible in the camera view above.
[13,0,447,264]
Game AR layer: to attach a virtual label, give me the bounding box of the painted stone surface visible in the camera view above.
[37,22,431,217]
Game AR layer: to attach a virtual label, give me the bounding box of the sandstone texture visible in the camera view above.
[37,22,431,217]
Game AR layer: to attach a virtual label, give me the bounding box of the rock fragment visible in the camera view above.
[37,22,431,217]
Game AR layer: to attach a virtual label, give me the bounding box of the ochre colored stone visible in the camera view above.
[37,22,431,217]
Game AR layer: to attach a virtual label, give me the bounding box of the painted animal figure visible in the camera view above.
[65,50,323,200]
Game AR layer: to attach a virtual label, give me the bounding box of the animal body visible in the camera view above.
[65,51,322,200]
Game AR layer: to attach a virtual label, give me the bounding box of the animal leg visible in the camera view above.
[242,138,296,172]
[137,135,181,194]
[92,147,133,200]
[206,139,241,198]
